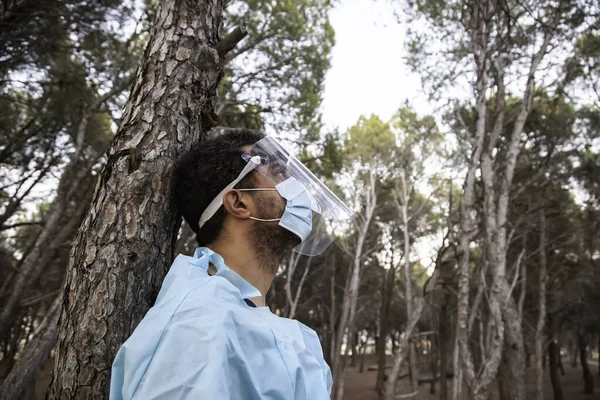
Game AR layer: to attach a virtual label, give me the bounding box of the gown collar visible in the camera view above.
[189,247,262,300]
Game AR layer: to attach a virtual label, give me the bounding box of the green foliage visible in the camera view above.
[344,114,397,170]
[221,0,334,138]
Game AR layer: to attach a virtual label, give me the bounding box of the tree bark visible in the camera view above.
[359,336,366,373]
[377,262,395,396]
[350,331,358,367]
[430,333,437,394]
[48,1,232,398]
[549,337,564,400]
[398,168,419,395]
[0,296,61,400]
[535,210,548,400]
[455,3,489,394]
[557,346,565,376]
[498,292,527,400]
[439,301,448,400]
[328,261,336,367]
[579,332,594,395]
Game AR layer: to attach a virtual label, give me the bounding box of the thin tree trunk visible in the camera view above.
[408,344,419,393]
[549,336,564,400]
[439,301,448,400]
[398,168,419,395]
[498,294,527,400]
[350,331,358,367]
[287,251,313,320]
[328,263,336,366]
[0,175,95,356]
[492,27,553,400]
[557,346,565,376]
[0,296,61,400]
[48,1,241,397]
[535,210,548,400]
[455,4,489,390]
[430,333,437,394]
[284,251,301,317]
[0,81,127,344]
[571,340,578,368]
[452,301,462,400]
[579,332,594,395]
[333,171,376,400]
[0,163,86,341]
[377,263,395,396]
[359,337,366,373]
[385,299,424,400]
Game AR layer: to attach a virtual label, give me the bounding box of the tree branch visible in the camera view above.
[217,25,248,58]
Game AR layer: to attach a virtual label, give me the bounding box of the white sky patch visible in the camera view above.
[320,0,449,267]
[321,0,432,132]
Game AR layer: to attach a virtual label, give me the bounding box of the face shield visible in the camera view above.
[198,136,354,256]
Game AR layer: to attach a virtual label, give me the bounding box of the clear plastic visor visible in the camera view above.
[242,136,354,256]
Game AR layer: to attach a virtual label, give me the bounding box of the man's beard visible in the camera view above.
[250,194,301,275]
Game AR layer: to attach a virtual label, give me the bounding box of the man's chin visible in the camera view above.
[251,224,300,274]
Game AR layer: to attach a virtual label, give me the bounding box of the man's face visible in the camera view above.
[246,171,301,274]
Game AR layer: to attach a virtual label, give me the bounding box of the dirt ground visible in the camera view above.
[28,354,600,399]
[343,355,600,400]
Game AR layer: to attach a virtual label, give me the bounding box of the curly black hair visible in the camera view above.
[172,129,265,246]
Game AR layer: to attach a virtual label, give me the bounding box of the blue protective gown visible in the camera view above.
[110,247,332,400]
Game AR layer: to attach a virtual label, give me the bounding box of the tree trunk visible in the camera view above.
[350,331,358,367]
[498,294,527,400]
[327,262,336,367]
[332,171,376,400]
[0,78,126,344]
[557,347,565,376]
[385,299,424,400]
[0,165,90,343]
[48,1,234,397]
[0,296,61,400]
[377,264,395,396]
[359,335,366,373]
[579,332,594,395]
[535,210,548,400]
[439,302,448,400]
[549,337,564,400]
[400,168,418,395]
[571,340,578,368]
[430,334,437,394]
[408,344,419,392]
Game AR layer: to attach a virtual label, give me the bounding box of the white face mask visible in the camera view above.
[238,177,313,242]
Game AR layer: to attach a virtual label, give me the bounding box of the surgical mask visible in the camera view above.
[239,177,313,242]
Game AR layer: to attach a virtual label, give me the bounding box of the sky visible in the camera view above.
[319,0,442,266]
[321,0,432,132]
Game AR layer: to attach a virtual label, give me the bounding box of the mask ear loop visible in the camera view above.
[249,217,281,222]
[238,188,282,222]
[198,155,262,229]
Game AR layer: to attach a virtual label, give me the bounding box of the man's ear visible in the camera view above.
[222,189,252,220]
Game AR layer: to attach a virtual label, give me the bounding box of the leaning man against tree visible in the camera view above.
[109,129,354,399]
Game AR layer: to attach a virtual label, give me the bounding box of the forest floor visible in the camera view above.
[26,354,600,399]
[344,355,600,400]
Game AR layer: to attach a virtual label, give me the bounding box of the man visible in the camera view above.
[110,129,353,399]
